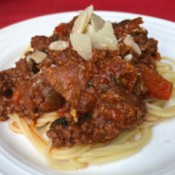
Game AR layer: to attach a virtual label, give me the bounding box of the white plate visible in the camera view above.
[0,11,175,175]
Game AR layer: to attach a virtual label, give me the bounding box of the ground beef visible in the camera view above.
[47,86,146,148]
[113,17,160,68]
[0,17,168,148]
[0,59,64,120]
[12,74,65,114]
[31,35,51,51]
[53,17,75,41]
[45,48,146,147]
[47,115,122,147]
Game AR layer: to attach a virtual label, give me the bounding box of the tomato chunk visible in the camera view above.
[140,64,173,100]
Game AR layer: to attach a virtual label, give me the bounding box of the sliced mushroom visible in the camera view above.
[49,40,69,51]
[124,35,141,55]
[124,54,132,61]
[86,13,105,33]
[70,33,92,60]
[71,5,93,34]
[88,21,118,50]
[26,51,47,64]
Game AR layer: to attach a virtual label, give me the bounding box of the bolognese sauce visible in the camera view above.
[0,10,173,149]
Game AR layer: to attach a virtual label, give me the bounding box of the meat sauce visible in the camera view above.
[0,17,173,148]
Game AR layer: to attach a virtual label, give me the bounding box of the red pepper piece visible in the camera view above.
[140,64,173,100]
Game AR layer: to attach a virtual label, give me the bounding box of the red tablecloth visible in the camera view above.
[0,0,175,28]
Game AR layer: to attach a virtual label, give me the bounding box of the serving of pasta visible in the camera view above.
[0,6,175,172]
